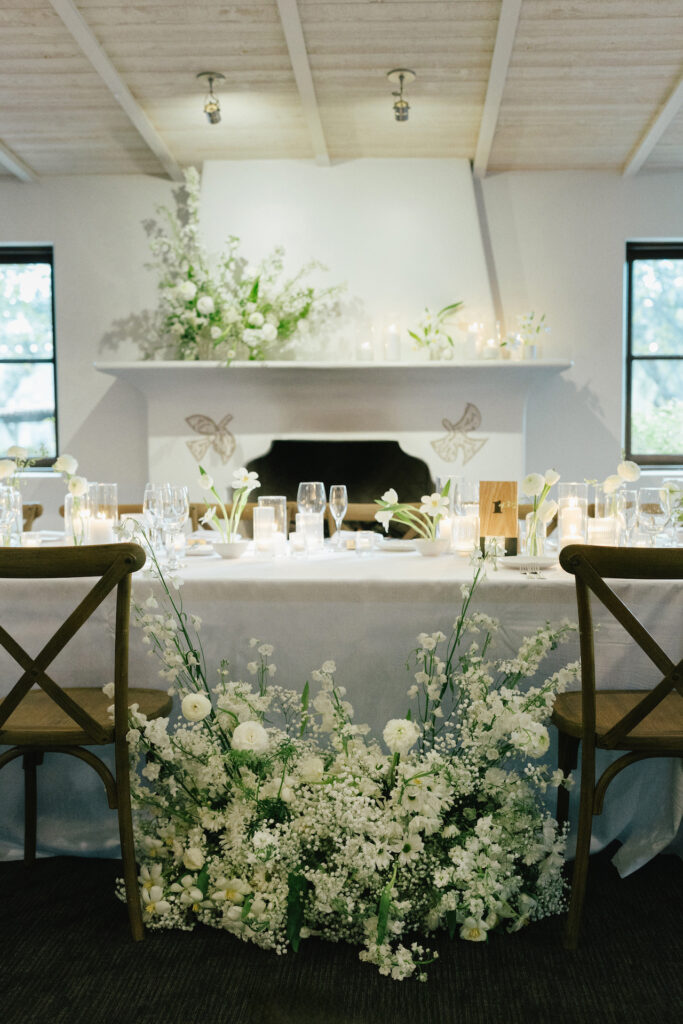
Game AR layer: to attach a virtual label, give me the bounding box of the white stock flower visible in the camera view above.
[521,473,545,497]
[68,475,88,497]
[7,445,28,460]
[602,474,623,494]
[544,469,560,486]
[383,718,420,756]
[380,488,398,504]
[177,281,197,302]
[0,460,15,480]
[182,847,205,871]
[53,453,78,475]
[181,692,212,722]
[617,460,640,482]
[196,295,215,315]
[232,720,269,753]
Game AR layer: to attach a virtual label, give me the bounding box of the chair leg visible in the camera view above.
[114,741,144,941]
[564,740,596,950]
[22,751,43,867]
[556,732,579,828]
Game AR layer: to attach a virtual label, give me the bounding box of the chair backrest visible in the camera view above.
[22,503,43,531]
[58,503,143,518]
[0,543,146,746]
[559,544,683,748]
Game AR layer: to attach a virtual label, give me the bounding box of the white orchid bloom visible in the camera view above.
[142,885,171,917]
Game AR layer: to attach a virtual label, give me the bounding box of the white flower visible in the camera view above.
[460,917,489,942]
[198,472,214,491]
[521,473,545,497]
[213,877,251,905]
[321,660,336,674]
[544,468,560,486]
[143,885,171,917]
[261,323,277,342]
[383,718,420,756]
[244,265,258,280]
[381,488,398,504]
[53,453,78,475]
[297,755,325,783]
[7,445,28,460]
[0,460,15,480]
[177,280,197,302]
[232,720,269,753]
[102,682,115,698]
[232,468,260,492]
[602,474,623,494]
[248,311,265,327]
[375,508,393,532]
[538,499,558,524]
[210,325,222,339]
[68,475,88,497]
[181,692,212,722]
[617,460,640,483]
[182,847,205,871]
[196,295,215,315]
[419,492,450,518]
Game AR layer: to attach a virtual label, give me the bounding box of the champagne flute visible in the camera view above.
[636,488,669,547]
[329,484,348,548]
[160,484,189,569]
[617,488,638,546]
[143,482,164,553]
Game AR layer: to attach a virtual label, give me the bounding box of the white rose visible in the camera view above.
[261,323,277,342]
[231,720,269,754]
[521,473,545,497]
[544,469,560,486]
[196,295,215,315]
[181,692,212,722]
[177,281,197,302]
[383,717,420,756]
[617,460,640,483]
[7,445,28,460]
[602,474,623,494]
[0,459,15,480]
[68,475,88,497]
[248,311,265,327]
[182,847,205,871]
[53,453,78,475]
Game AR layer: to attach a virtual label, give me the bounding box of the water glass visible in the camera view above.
[253,505,275,553]
[160,484,189,568]
[637,488,669,546]
[329,484,348,547]
[258,495,288,541]
[143,482,164,552]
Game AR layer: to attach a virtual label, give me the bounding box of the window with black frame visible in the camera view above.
[0,245,58,460]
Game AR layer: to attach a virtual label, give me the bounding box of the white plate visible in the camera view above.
[186,542,215,557]
[501,555,558,571]
[378,539,416,552]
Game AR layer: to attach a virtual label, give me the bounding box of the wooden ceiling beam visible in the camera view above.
[473,0,523,179]
[0,141,38,183]
[623,71,683,176]
[275,0,330,166]
[47,0,184,182]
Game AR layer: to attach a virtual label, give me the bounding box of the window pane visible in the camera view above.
[631,258,683,357]
[0,363,56,457]
[0,262,54,359]
[630,360,683,456]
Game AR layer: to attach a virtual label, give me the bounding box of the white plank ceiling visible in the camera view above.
[0,0,682,181]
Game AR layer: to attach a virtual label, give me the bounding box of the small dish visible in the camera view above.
[501,555,558,571]
[413,538,451,557]
[212,541,249,560]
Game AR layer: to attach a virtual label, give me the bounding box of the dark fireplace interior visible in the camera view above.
[246,440,433,503]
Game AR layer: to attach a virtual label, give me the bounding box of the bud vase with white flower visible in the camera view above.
[374,481,452,555]
[521,469,560,557]
[198,465,260,555]
[54,454,89,545]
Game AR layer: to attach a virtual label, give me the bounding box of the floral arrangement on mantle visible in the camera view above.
[142,169,342,363]
[123,546,578,980]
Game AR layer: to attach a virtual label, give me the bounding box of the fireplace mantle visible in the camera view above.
[95,359,571,489]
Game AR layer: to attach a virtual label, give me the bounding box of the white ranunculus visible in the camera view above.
[0,459,15,480]
[383,717,420,756]
[7,445,28,460]
[521,473,545,497]
[177,280,197,302]
[248,311,265,327]
[231,720,269,753]
[617,460,640,482]
[602,474,623,494]
[544,468,560,486]
[182,846,205,871]
[381,488,398,504]
[181,692,212,722]
[68,475,88,497]
[196,295,215,315]
[261,322,277,342]
[53,453,78,475]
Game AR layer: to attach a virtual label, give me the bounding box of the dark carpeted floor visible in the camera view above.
[0,845,681,1024]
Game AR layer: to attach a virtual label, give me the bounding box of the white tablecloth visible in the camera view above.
[1,545,681,873]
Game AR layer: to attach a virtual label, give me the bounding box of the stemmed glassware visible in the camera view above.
[297,481,326,515]
[617,488,638,546]
[329,484,348,548]
[636,488,669,547]
[160,484,189,569]
[143,482,164,554]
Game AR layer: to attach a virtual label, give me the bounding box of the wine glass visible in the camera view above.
[143,482,164,553]
[617,488,638,546]
[160,484,189,569]
[329,484,348,548]
[297,481,326,515]
[636,488,669,547]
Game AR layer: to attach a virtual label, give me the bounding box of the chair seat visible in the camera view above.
[0,687,173,746]
[552,689,683,751]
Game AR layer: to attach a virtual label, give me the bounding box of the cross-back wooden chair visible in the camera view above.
[0,543,172,941]
[553,544,683,949]
[22,503,43,531]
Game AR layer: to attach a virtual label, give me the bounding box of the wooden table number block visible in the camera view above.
[479,481,518,555]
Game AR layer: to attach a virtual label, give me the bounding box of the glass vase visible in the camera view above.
[64,492,90,546]
[524,511,546,557]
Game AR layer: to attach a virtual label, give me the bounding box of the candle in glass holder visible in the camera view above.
[587,517,618,545]
[299,512,324,552]
[89,517,115,544]
[253,505,275,552]
[558,483,588,548]
[437,514,453,548]
[21,532,41,547]
[355,530,375,555]
[453,513,479,553]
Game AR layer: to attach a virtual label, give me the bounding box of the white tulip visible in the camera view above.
[544,469,560,486]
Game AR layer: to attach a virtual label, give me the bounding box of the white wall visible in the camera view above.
[0,164,681,522]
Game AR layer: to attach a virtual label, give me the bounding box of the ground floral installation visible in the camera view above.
[122,544,578,981]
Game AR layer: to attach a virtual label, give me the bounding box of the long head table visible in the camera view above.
[1,545,681,874]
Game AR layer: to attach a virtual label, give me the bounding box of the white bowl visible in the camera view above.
[413,538,451,557]
[213,541,249,559]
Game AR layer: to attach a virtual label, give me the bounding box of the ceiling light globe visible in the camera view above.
[393,99,410,122]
